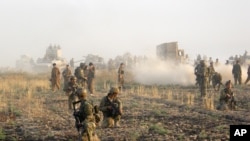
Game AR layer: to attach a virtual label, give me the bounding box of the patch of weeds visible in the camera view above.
[150,109,167,117]
[177,133,185,141]
[129,131,140,141]
[198,129,208,139]
[0,128,6,140]
[149,123,168,135]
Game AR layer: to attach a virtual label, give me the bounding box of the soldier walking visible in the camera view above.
[117,63,125,91]
[51,63,61,92]
[232,60,242,85]
[87,62,95,95]
[73,88,99,141]
[65,76,79,110]
[197,60,208,97]
[62,64,72,92]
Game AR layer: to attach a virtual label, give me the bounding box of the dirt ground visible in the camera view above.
[1,85,250,141]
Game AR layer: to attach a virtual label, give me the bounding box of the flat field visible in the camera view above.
[0,71,250,141]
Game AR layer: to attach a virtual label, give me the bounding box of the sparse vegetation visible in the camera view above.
[0,71,250,140]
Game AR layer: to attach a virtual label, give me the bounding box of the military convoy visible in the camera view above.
[156,42,188,64]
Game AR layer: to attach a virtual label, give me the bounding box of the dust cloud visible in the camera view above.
[131,57,249,86]
[131,57,196,86]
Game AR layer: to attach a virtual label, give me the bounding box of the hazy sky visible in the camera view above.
[1,0,249,67]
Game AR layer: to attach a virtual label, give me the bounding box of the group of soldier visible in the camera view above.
[50,62,125,141]
[194,59,250,111]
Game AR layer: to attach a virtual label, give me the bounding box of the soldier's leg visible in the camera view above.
[234,76,238,85]
[102,117,114,128]
[68,94,74,110]
[114,115,121,127]
[245,76,250,84]
[239,75,242,85]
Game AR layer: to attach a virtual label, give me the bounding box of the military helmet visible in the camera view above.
[225,80,232,86]
[109,87,119,94]
[70,76,77,80]
[77,88,87,98]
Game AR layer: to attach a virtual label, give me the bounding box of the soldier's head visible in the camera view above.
[200,60,205,66]
[236,60,239,64]
[89,62,93,66]
[108,87,119,98]
[66,64,69,68]
[70,76,77,82]
[77,88,87,99]
[53,63,56,66]
[80,63,85,68]
[225,80,232,89]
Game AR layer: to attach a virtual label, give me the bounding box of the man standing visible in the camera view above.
[62,64,72,92]
[66,76,79,110]
[51,63,61,92]
[74,88,99,141]
[244,64,250,85]
[232,60,242,85]
[208,62,215,86]
[197,60,208,98]
[117,63,125,91]
[87,62,95,95]
[75,63,85,87]
[99,87,123,128]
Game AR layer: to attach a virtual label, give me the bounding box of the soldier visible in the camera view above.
[215,58,220,66]
[194,62,201,86]
[75,63,85,87]
[51,63,61,92]
[73,88,99,141]
[62,64,72,92]
[207,62,215,86]
[244,64,250,85]
[197,60,208,97]
[212,72,223,91]
[70,58,74,69]
[99,87,123,128]
[232,60,242,85]
[217,80,237,110]
[87,62,95,95]
[66,76,80,110]
[117,63,125,91]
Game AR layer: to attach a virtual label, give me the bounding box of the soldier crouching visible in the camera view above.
[217,80,237,111]
[99,87,123,128]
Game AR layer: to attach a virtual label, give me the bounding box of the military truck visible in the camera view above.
[156,42,188,63]
[33,45,68,72]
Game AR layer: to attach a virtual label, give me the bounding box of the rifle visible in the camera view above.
[73,100,82,132]
[107,100,121,117]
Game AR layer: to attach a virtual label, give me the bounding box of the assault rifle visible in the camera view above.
[73,100,82,132]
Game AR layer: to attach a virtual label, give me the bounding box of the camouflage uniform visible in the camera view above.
[244,65,250,85]
[66,76,80,110]
[217,80,237,110]
[232,61,242,85]
[212,72,223,91]
[75,63,85,87]
[74,89,99,141]
[51,63,61,92]
[62,65,72,92]
[117,63,125,91]
[194,63,201,86]
[99,87,123,128]
[87,63,95,94]
[197,60,208,97]
[207,62,215,86]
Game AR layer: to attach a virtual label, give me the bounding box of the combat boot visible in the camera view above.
[114,120,121,128]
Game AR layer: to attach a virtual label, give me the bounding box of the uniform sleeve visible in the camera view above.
[84,103,94,122]
[99,97,108,112]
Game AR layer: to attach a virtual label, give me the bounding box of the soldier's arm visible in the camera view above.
[99,97,110,112]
